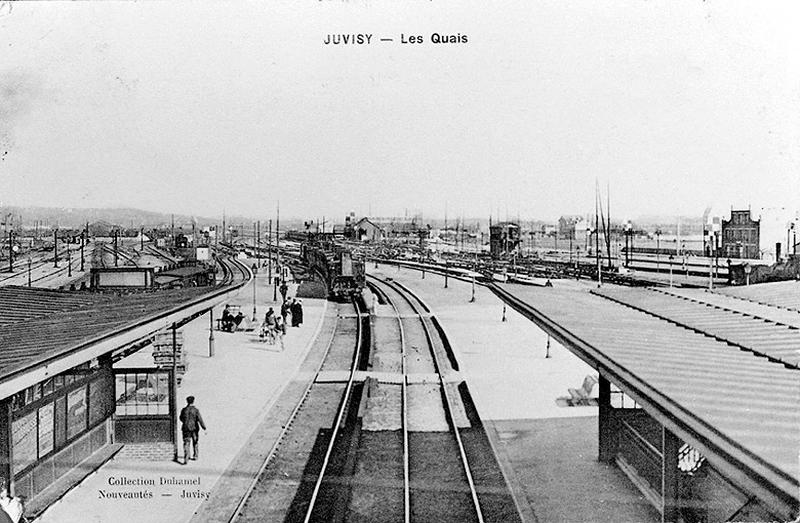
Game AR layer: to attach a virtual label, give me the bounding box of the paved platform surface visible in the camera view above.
[372,265,597,422]
[371,265,659,522]
[490,416,659,523]
[34,271,327,523]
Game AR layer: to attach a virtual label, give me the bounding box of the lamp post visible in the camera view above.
[569,233,573,265]
[268,219,273,282]
[630,225,634,266]
[470,275,475,303]
[2,213,11,273]
[668,254,674,287]
[53,228,59,268]
[623,223,628,267]
[682,242,687,279]
[252,264,258,321]
[66,237,72,277]
[655,229,661,273]
[80,230,85,272]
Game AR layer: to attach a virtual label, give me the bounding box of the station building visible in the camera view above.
[721,209,760,259]
[0,281,240,516]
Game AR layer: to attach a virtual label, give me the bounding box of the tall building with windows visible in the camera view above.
[489,222,520,257]
[721,209,760,259]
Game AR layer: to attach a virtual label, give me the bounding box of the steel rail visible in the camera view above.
[368,274,485,523]
[301,297,365,523]
[0,250,79,285]
[365,278,412,523]
[227,298,361,522]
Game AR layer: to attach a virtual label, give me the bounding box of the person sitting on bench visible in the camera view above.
[221,305,236,332]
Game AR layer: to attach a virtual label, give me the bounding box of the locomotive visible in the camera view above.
[301,241,365,299]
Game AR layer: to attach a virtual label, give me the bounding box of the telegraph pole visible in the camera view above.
[67,237,72,277]
[268,219,273,281]
[80,230,85,271]
[276,201,280,283]
[257,220,261,267]
[54,228,59,268]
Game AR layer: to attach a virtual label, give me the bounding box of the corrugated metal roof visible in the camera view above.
[714,280,800,311]
[592,286,800,368]
[0,286,217,382]
[663,288,800,328]
[0,287,112,327]
[496,283,800,494]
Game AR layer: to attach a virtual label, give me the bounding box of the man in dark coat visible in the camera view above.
[279,281,288,302]
[281,299,291,326]
[290,299,300,327]
[179,396,206,464]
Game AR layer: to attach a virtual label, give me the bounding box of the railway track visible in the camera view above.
[231,297,366,522]
[0,245,86,287]
[228,270,520,522]
[366,275,483,523]
[217,255,251,286]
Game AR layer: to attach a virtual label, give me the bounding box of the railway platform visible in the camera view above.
[33,273,328,523]
[369,264,660,522]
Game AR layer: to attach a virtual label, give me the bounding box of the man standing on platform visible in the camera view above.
[179,396,206,465]
[279,281,288,303]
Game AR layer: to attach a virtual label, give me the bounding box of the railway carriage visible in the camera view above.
[301,242,365,299]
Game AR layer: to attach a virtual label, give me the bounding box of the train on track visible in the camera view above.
[301,241,365,299]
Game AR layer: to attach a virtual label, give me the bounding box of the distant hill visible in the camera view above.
[0,205,260,230]
[0,205,314,237]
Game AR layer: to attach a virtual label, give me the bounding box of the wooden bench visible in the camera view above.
[568,374,598,401]
[216,305,243,331]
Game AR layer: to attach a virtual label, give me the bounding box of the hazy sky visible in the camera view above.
[0,1,798,221]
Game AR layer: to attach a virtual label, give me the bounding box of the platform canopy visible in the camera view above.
[0,286,222,388]
[494,282,800,518]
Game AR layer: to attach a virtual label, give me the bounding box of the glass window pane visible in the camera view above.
[42,378,55,397]
[54,396,67,448]
[67,386,87,440]
[12,411,37,475]
[38,403,54,458]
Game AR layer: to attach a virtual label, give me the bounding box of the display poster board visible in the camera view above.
[67,386,87,440]
[12,411,37,475]
[38,402,55,458]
